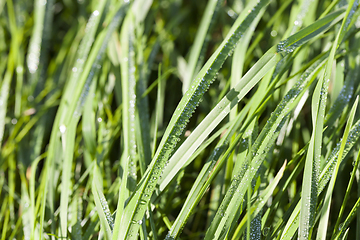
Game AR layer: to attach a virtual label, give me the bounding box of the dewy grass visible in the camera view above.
[1,0,360,239]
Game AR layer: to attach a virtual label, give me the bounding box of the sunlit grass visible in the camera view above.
[1,0,360,239]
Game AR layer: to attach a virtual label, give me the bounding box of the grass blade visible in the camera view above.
[119,1,274,238]
[316,96,358,240]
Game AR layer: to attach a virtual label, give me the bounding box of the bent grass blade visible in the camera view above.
[299,1,357,239]
[119,0,274,239]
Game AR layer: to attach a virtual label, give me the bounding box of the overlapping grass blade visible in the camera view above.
[332,147,360,238]
[159,0,268,194]
[119,1,274,238]
[316,96,358,239]
[37,2,128,238]
[26,0,54,95]
[160,48,280,240]
[204,9,352,235]
[0,0,20,146]
[231,160,287,239]
[92,164,113,240]
[112,12,137,240]
[277,7,346,54]
[182,0,223,93]
[2,0,360,239]
[299,2,358,239]
[120,13,137,191]
[333,195,360,240]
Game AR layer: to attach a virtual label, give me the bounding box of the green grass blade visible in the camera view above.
[333,196,360,240]
[26,0,47,88]
[281,117,360,239]
[204,23,337,238]
[92,165,113,240]
[232,160,287,239]
[120,13,137,190]
[333,125,360,236]
[112,12,137,240]
[300,2,357,238]
[316,96,358,240]
[59,120,77,238]
[159,47,280,193]
[134,22,152,175]
[182,0,223,93]
[119,1,274,238]
[0,0,19,146]
[277,7,346,53]
[2,1,360,239]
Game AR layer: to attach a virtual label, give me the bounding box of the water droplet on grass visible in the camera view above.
[59,125,66,134]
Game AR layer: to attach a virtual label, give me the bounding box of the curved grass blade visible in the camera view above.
[161,49,281,240]
[230,1,266,119]
[120,13,137,190]
[299,2,357,238]
[232,160,287,239]
[333,196,360,240]
[61,5,106,121]
[332,125,360,237]
[277,7,346,53]
[204,29,335,239]
[281,116,360,239]
[118,1,274,239]
[0,0,20,146]
[69,3,129,123]
[182,0,223,93]
[38,3,128,239]
[159,4,270,193]
[112,12,138,240]
[60,3,118,238]
[92,165,113,240]
[26,0,54,96]
[316,96,358,240]
[59,120,77,238]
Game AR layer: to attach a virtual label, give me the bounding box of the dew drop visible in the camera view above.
[59,124,66,134]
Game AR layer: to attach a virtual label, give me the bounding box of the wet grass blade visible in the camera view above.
[300,2,358,238]
[316,96,358,240]
[182,0,223,93]
[231,160,287,239]
[277,7,346,54]
[2,0,360,239]
[332,125,360,237]
[92,164,113,240]
[119,1,274,238]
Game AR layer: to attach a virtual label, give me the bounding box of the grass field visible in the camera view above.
[1,0,360,239]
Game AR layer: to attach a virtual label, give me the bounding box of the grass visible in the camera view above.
[1,0,360,239]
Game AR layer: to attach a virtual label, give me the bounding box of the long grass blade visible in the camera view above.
[119,1,274,238]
